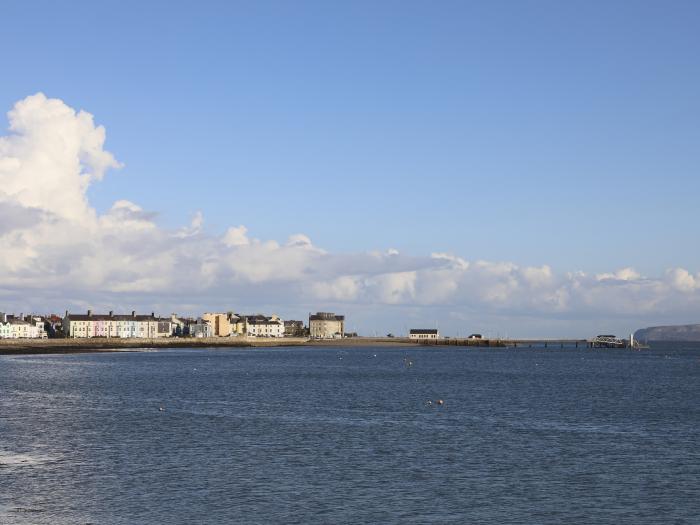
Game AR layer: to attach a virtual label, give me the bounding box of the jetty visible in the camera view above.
[418,336,645,349]
[418,338,587,348]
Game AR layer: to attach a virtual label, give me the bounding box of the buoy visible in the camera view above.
[436,399,444,406]
[426,400,433,406]
[159,406,165,412]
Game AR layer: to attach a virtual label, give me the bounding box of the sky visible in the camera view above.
[1,1,699,337]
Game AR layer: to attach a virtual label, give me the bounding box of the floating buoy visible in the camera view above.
[158,406,165,412]
[426,400,433,406]
[436,399,444,406]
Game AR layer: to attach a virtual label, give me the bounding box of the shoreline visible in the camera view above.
[0,336,421,355]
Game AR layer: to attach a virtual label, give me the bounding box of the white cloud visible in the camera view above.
[222,225,250,247]
[176,211,204,238]
[0,92,120,224]
[1,93,700,335]
[596,267,641,282]
[666,268,699,292]
[311,276,361,301]
[287,233,313,247]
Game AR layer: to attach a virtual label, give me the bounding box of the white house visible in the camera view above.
[409,329,439,340]
[0,313,45,339]
[243,315,285,337]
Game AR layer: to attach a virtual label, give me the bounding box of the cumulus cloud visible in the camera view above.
[666,268,699,292]
[222,225,250,247]
[1,93,699,335]
[0,93,120,224]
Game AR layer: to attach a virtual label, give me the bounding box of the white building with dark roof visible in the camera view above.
[409,328,439,340]
[243,315,284,337]
[6,319,36,339]
[0,313,44,339]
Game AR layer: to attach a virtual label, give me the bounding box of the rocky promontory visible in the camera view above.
[634,324,700,342]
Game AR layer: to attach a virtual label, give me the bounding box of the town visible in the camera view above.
[0,310,352,340]
[0,309,640,349]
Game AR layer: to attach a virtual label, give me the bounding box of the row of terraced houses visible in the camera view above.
[0,310,345,340]
[0,313,47,339]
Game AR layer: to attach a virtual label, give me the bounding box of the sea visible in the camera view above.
[1,343,698,524]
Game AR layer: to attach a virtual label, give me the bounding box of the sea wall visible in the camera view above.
[0,337,310,354]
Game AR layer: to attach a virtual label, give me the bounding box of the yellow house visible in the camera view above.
[201,312,238,337]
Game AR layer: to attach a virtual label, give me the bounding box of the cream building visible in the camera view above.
[201,312,240,337]
[309,312,345,339]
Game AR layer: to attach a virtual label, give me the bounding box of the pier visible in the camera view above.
[418,336,642,349]
[419,338,590,348]
[504,339,590,348]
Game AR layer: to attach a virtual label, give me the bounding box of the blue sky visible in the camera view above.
[1,1,699,336]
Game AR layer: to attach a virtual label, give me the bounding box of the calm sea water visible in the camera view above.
[1,344,698,524]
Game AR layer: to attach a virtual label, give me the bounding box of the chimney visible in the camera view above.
[151,312,155,318]
[87,310,92,317]
[65,310,69,319]
[109,311,113,317]
[132,310,136,318]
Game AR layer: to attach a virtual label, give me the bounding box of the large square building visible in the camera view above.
[309,312,345,339]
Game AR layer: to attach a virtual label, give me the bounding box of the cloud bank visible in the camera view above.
[1,94,699,335]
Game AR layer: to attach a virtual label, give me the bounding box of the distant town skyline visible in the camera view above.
[1,1,699,337]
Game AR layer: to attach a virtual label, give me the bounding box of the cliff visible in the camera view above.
[634,324,700,342]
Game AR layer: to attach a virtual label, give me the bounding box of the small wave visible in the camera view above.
[0,451,59,469]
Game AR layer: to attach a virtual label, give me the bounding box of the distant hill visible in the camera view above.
[634,324,700,342]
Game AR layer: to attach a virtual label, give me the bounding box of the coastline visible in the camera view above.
[0,336,421,355]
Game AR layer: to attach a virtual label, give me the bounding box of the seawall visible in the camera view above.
[0,337,310,355]
[0,336,506,355]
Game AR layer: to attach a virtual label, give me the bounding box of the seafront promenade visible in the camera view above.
[0,336,308,354]
[0,336,424,354]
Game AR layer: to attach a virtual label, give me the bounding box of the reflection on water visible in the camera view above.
[1,344,699,524]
